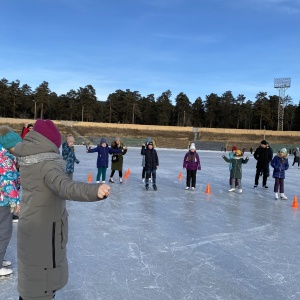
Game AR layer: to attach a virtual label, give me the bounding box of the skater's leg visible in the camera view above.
[101,167,107,182]
[254,168,260,186]
[186,170,192,188]
[96,168,102,182]
[279,178,284,193]
[191,170,197,188]
[152,169,156,185]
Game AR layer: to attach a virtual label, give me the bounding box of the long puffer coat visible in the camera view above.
[110,141,127,171]
[14,130,103,299]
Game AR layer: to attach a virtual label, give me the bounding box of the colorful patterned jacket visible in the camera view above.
[0,144,20,207]
[62,142,80,174]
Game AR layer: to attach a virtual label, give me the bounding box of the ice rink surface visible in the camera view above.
[1,146,300,300]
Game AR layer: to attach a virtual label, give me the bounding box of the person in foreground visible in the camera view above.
[14,119,110,300]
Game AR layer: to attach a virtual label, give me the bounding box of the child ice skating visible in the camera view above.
[141,141,159,190]
[183,143,201,190]
[222,149,249,193]
[62,134,80,179]
[109,137,127,183]
[228,146,238,188]
[141,137,152,182]
[271,148,289,200]
[87,137,123,183]
[0,126,21,277]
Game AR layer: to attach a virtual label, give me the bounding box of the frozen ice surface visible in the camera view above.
[1,146,300,300]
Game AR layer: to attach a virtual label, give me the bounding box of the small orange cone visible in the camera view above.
[292,195,299,208]
[205,183,211,194]
[178,171,183,180]
[87,172,93,183]
[128,168,131,174]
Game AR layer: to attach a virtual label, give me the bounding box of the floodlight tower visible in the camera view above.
[274,77,291,131]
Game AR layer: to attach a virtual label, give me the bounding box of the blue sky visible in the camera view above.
[1,0,299,104]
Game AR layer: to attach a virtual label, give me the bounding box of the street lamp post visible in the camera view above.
[33,100,37,120]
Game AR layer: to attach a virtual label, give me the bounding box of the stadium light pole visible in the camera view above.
[274,77,291,131]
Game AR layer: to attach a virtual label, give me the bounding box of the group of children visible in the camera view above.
[222,141,290,200]
[66,135,293,200]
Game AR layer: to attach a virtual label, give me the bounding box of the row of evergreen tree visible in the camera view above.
[1,78,300,130]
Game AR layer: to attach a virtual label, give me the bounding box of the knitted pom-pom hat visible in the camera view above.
[33,119,61,148]
[0,125,22,150]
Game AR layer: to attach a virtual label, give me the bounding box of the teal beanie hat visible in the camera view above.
[0,125,22,150]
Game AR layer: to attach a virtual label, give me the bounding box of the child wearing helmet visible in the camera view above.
[271,148,289,200]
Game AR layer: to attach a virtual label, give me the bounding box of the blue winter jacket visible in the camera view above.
[87,144,122,168]
[271,155,289,179]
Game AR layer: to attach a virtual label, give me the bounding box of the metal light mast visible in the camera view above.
[274,77,291,131]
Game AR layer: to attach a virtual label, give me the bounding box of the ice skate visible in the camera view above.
[254,185,257,189]
[109,178,114,183]
[0,267,13,277]
[191,187,195,191]
[274,193,278,200]
[153,184,157,191]
[185,186,190,190]
[280,193,288,200]
[2,260,11,267]
[145,183,149,190]
[238,189,242,193]
[119,178,123,183]
[228,188,235,192]
[263,185,268,189]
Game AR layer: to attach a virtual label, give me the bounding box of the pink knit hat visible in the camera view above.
[33,119,61,148]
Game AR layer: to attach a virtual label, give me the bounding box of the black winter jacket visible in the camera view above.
[254,146,273,169]
[141,146,159,170]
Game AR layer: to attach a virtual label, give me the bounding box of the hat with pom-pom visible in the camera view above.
[190,143,196,150]
[33,119,61,148]
[0,125,22,150]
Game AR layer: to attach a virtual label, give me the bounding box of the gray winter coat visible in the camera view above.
[14,130,103,299]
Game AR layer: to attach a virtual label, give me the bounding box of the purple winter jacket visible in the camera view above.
[183,151,201,171]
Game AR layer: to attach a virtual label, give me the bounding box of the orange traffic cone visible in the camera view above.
[292,195,299,208]
[128,168,131,174]
[178,171,183,180]
[205,183,211,194]
[87,172,93,183]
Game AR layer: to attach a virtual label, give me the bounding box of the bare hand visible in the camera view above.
[15,204,20,214]
[97,183,111,199]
